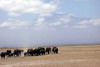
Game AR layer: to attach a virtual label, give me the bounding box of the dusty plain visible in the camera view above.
[0,45,100,67]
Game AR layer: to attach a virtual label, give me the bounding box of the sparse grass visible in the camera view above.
[0,44,100,67]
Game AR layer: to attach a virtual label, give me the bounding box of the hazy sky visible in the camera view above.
[0,0,100,47]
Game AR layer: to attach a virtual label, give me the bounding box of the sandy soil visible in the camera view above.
[0,45,100,67]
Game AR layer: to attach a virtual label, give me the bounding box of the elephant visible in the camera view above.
[24,52,28,56]
[8,53,14,57]
[52,47,58,54]
[0,52,7,59]
[13,49,24,57]
[46,47,51,54]
[27,49,34,56]
[25,47,46,56]
[39,47,46,55]
[6,50,12,57]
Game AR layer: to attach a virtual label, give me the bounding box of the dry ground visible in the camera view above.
[0,45,100,67]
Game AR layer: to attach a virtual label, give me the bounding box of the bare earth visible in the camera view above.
[0,45,100,67]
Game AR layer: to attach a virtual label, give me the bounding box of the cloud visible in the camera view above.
[0,13,100,30]
[0,20,31,29]
[58,14,72,23]
[71,25,87,29]
[33,17,48,30]
[79,19,100,26]
[0,22,8,27]
[0,0,57,16]
[49,14,72,26]
[75,0,89,1]
[49,21,62,26]
[33,13,72,30]
[8,12,21,16]
[36,17,45,25]
[64,25,69,28]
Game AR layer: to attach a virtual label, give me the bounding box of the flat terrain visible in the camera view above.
[0,45,100,67]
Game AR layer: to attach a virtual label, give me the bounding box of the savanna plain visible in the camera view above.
[0,45,100,67]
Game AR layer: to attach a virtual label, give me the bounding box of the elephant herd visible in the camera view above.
[0,47,58,59]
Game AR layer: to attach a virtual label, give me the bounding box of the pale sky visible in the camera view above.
[0,0,100,48]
